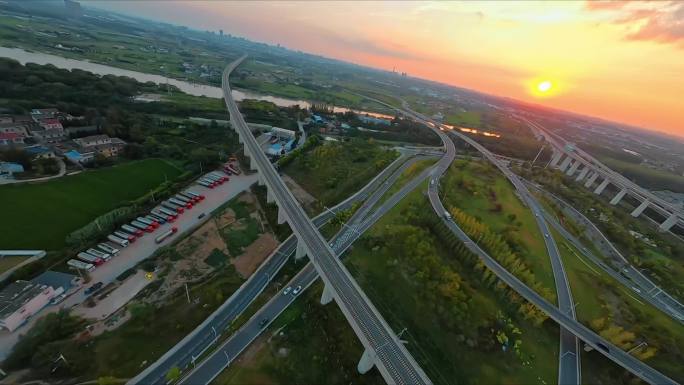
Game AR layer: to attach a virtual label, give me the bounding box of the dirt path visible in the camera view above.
[232,233,279,277]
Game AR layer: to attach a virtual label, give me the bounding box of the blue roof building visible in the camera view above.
[0,162,24,176]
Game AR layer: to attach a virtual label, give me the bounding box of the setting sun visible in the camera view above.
[537,80,552,93]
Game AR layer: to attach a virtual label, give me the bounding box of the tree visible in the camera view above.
[166,366,181,382]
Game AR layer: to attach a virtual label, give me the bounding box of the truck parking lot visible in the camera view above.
[0,170,257,359]
[61,170,257,309]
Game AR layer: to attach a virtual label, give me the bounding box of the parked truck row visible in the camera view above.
[66,188,207,273]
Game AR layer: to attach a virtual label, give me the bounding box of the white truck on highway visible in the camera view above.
[67,259,95,272]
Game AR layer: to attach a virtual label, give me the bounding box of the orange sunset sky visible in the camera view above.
[86,1,684,137]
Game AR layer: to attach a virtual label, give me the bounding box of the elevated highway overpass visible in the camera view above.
[223,56,431,385]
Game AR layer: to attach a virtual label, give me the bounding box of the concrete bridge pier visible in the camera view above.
[575,167,589,182]
[558,156,572,172]
[320,283,334,305]
[295,240,307,260]
[277,207,287,224]
[357,348,376,374]
[610,189,628,205]
[550,151,563,167]
[566,160,581,176]
[584,172,598,188]
[267,189,275,204]
[631,200,650,217]
[594,179,610,195]
[659,214,679,232]
[258,174,266,186]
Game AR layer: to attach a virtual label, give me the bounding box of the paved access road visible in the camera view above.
[128,154,418,385]
[221,56,432,385]
[180,151,440,385]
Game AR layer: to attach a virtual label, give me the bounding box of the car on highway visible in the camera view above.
[85,282,103,295]
[292,285,302,295]
[258,317,269,328]
[545,233,549,238]
[198,213,206,219]
[282,286,292,295]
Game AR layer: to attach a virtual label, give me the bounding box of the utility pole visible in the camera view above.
[185,283,191,304]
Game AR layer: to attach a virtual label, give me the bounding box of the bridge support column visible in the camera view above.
[594,179,610,195]
[631,200,650,217]
[566,160,581,176]
[550,151,563,167]
[258,174,265,186]
[558,156,572,172]
[295,240,307,260]
[237,133,244,144]
[610,189,627,205]
[320,283,334,305]
[357,348,375,374]
[575,167,589,182]
[266,189,275,204]
[659,213,679,232]
[277,207,287,224]
[584,172,598,188]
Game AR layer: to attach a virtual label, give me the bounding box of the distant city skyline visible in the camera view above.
[84,1,684,137]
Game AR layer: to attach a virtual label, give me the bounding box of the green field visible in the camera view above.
[440,159,556,294]
[0,159,182,250]
[600,157,684,193]
[446,110,482,127]
[284,139,397,209]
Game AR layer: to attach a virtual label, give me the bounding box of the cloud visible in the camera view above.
[624,4,684,45]
[584,0,630,11]
[586,1,684,47]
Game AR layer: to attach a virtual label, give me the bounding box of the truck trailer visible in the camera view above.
[107,234,130,247]
[98,243,119,255]
[186,191,205,200]
[86,248,111,262]
[157,208,179,218]
[155,227,179,244]
[169,197,192,209]
[131,220,154,232]
[121,224,143,237]
[114,231,136,242]
[67,259,95,272]
[137,217,159,228]
[162,201,185,213]
[77,252,103,266]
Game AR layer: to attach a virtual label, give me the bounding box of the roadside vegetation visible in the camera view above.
[552,230,684,383]
[283,138,398,210]
[520,167,684,301]
[344,184,558,384]
[440,159,556,296]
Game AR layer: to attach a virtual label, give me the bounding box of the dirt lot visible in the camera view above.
[232,233,279,277]
[282,174,317,211]
[149,220,229,303]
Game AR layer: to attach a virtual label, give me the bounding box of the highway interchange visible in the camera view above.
[128,153,422,385]
[134,57,679,385]
[219,56,432,385]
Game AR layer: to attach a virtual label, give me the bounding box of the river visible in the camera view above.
[0,46,394,119]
